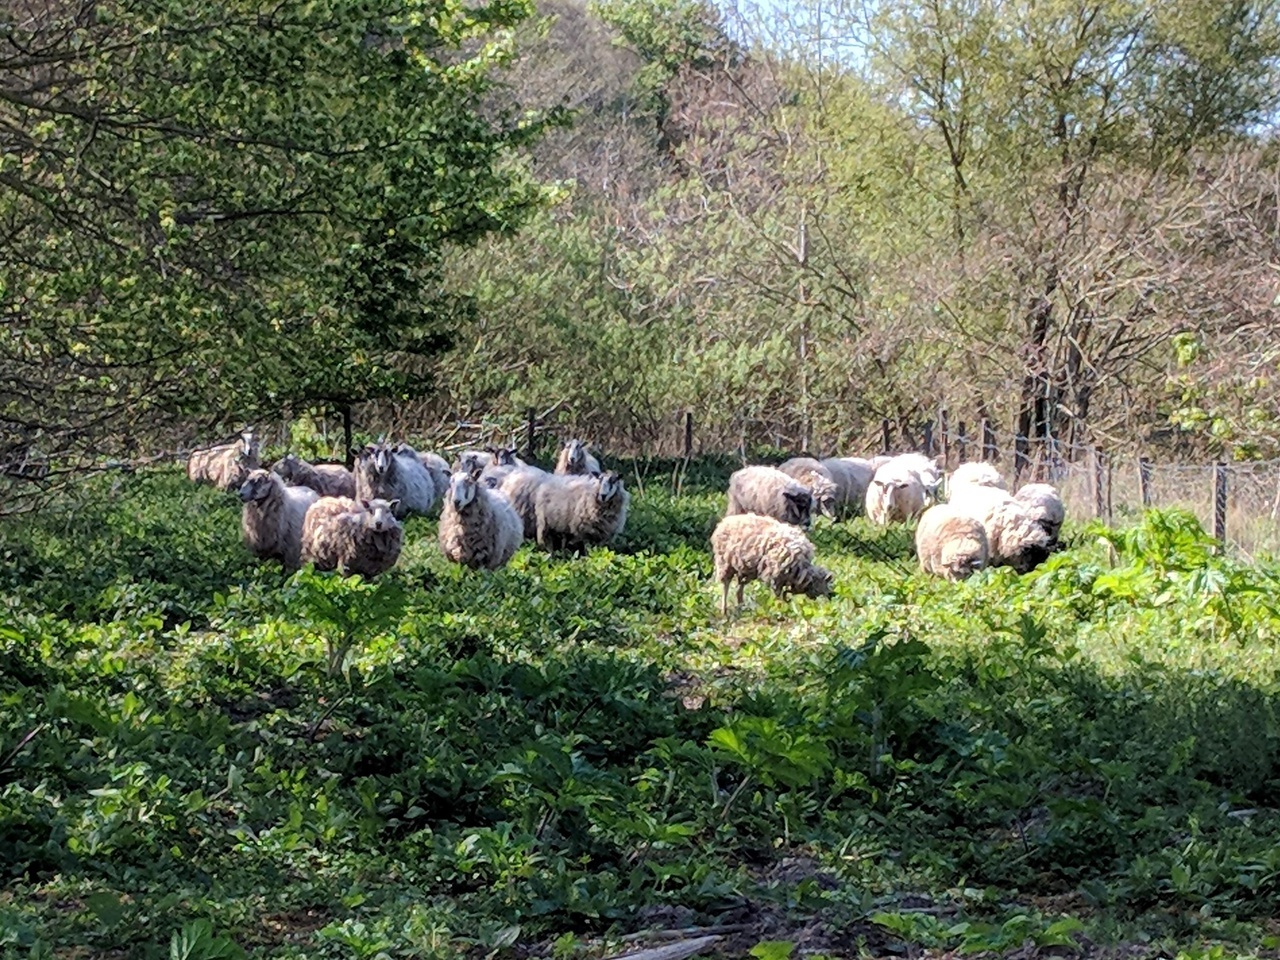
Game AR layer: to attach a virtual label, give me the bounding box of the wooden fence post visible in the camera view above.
[1138,456,1153,507]
[922,421,934,457]
[940,408,950,468]
[881,418,891,454]
[683,411,693,460]
[1214,462,1228,544]
[957,422,968,463]
[1014,433,1030,483]
[981,418,996,462]
[342,405,354,470]
[526,407,536,462]
[1092,447,1106,520]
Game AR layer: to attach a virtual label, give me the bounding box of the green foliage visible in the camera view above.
[3,477,1280,957]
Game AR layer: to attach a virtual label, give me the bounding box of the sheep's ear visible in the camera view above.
[388,499,400,512]
[469,465,483,480]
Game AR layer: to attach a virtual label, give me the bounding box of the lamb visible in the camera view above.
[777,458,839,518]
[188,429,260,491]
[354,442,437,519]
[710,514,833,616]
[865,460,928,525]
[725,466,814,528]
[822,457,877,518]
[238,468,319,570]
[1014,482,1066,546]
[947,461,1007,494]
[948,484,1053,573]
[271,454,356,499]
[438,470,524,570]
[496,465,552,539]
[554,438,601,476]
[915,503,989,581]
[534,470,629,551]
[300,497,403,578]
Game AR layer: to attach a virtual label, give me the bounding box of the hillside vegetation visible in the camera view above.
[3,464,1280,958]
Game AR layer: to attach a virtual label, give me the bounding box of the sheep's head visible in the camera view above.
[597,471,624,503]
[271,454,299,480]
[808,475,838,517]
[563,439,589,470]
[449,471,478,510]
[493,447,519,466]
[238,469,277,503]
[360,498,400,533]
[240,429,258,458]
[783,489,813,528]
[798,564,834,599]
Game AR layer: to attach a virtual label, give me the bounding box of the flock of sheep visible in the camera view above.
[186,431,1066,616]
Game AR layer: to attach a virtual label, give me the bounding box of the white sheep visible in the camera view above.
[949,484,1053,573]
[354,442,437,518]
[554,439,601,476]
[865,460,928,525]
[1014,482,1066,546]
[301,496,403,578]
[534,470,629,551]
[238,468,319,570]
[188,429,260,491]
[496,465,552,539]
[915,503,989,581]
[438,470,524,570]
[885,452,944,500]
[406,447,451,501]
[725,466,814,528]
[710,514,833,616]
[947,461,1007,494]
[271,454,356,499]
[822,457,877,518]
[777,458,839,518]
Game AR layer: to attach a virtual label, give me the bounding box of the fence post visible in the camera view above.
[957,422,968,463]
[1092,447,1106,520]
[683,411,693,460]
[940,408,950,468]
[526,407,536,462]
[342,405,354,470]
[1014,433,1029,483]
[981,418,996,462]
[1214,462,1228,545]
[1138,456,1153,507]
[881,418,891,454]
[923,421,934,457]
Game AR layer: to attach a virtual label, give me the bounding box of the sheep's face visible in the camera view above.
[457,451,489,473]
[783,490,813,528]
[597,471,624,503]
[238,469,277,503]
[564,439,587,470]
[361,498,400,533]
[240,430,257,458]
[271,455,299,480]
[799,566,834,599]
[1037,518,1063,544]
[449,472,477,510]
[494,447,518,466]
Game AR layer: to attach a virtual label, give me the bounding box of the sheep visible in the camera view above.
[454,446,526,475]
[554,438,601,476]
[725,466,814,528]
[710,514,833,616]
[238,468,319,570]
[534,470,629,551]
[354,442,437,519]
[915,503,989,581]
[885,452,944,500]
[300,496,403,578]
[949,484,1053,573]
[822,457,877,518]
[948,461,1007,494]
[496,465,552,539]
[865,460,928,525]
[188,429,260,491]
[1014,482,1066,546]
[406,447,451,501]
[438,470,524,570]
[271,454,356,499]
[778,458,839,518]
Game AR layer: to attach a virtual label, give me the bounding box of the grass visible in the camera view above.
[2,460,1280,959]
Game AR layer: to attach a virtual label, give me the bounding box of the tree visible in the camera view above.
[0,0,561,478]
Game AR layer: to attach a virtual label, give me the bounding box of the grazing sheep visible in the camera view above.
[497,465,552,539]
[885,452,944,500]
[1014,482,1066,546]
[710,514,833,616]
[915,503,989,581]
[822,457,877,518]
[865,461,928,525]
[726,466,814,528]
[554,438,601,476]
[438,470,524,570]
[271,454,356,499]
[534,471,629,551]
[238,468,319,570]
[948,461,1007,494]
[188,429,260,491]
[778,458,839,518]
[949,485,1053,573]
[354,442,437,519]
[301,496,404,578]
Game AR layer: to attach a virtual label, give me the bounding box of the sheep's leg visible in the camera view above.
[735,580,745,612]
[720,578,730,618]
